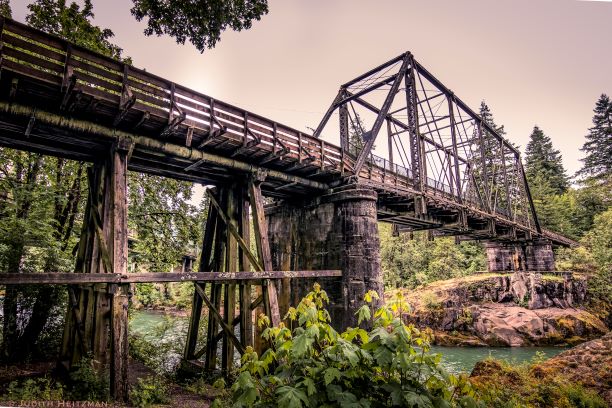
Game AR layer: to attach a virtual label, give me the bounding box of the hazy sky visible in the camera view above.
[11,0,612,177]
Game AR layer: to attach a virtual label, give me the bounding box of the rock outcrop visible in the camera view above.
[533,331,612,404]
[400,272,607,346]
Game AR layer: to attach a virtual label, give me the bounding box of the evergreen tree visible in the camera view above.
[578,94,612,181]
[525,125,569,194]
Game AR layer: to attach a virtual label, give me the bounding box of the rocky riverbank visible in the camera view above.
[469,331,612,406]
[395,272,608,346]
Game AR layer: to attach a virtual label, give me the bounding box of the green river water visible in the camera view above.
[129,310,568,375]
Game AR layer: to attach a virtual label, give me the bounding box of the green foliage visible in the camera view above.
[130,0,269,52]
[231,284,482,407]
[128,173,204,273]
[581,209,612,306]
[525,126,569,194]
[26,0,127,61]
[471,358,607,408]
[2,377,64,401]
[67,357,109,401]
[421,291,442,311]
[380,224,485,289]
[129,376,170,408]
[577,94,612,182]
[0,0,11,18]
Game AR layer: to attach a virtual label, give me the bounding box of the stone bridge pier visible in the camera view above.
[267,184,382,330]
[485,240,556,272]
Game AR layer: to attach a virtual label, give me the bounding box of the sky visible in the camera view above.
[10,0,612,177]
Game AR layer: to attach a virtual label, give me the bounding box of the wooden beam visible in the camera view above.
[194,283,245,354]
[0,270,342,285]
[248,179,281,327]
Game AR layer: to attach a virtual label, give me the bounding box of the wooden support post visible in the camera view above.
[110,284,129,400]
[238,185,253,348]
[184,201,217,360]
[222,186,237,372]
[248,179,281,327]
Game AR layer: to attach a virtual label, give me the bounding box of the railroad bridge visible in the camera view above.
[0,18,576,399]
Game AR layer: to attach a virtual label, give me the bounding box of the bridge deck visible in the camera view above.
[0,18,576,247]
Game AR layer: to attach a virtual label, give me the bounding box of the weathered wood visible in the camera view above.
[206,188,264,271]
[0,270,341,285]
[222,187,238,371]
[239,186,253,348]
[184,202,217,360]
[248,179,281,327]
[195,283,245,355]
[110,285,129,401]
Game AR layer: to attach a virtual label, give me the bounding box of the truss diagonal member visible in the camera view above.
[353,56,410,176]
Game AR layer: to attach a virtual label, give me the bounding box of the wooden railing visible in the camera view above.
[0,17,349,175]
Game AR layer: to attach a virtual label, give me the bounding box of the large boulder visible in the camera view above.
[401,272,604,346]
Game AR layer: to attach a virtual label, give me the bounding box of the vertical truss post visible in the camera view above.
[499,140,513,220]
[476,120,492,212]
[405,55,426,215]
[339,90,349,151]
[517,154,541,233]
[387,119,394,169]
[447,95,463,204]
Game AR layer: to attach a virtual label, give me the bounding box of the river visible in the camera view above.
[130,310,567,375]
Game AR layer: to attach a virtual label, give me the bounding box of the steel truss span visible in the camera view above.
[0,18,575,247]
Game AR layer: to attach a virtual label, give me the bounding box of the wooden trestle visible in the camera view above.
[4,143,340,401]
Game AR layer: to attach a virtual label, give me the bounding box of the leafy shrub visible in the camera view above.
[129,375,170,408]
[421,291,442,311]
[68,357,109,401]
[3,377,64,401]
[230,284,481,407]
[470,357,607,408]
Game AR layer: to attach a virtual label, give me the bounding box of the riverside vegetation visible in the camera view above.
[0,1,611,407]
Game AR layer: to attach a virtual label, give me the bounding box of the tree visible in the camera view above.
[525,126,569,195]
[1,0,205,361]
[578,94,612,181]
[131,0,269,52]
[26,0,125,60]
[0,0,11,17]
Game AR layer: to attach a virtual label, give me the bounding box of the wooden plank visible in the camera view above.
[70,57,123,83]
[0,270,342,284]
[4,45,63,73]
[2,58,62,85]
[5,20,65,50]
[3,33,65,62]
[248,180,281,327]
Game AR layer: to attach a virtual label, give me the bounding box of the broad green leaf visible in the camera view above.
[356,304,371,325]
[276,385,309,408]
[291,333,314,358]
[300,378,317,396]
[323,367,342,385]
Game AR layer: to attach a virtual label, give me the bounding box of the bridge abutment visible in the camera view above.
[267,185,382,330]
[485,240,555,272]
